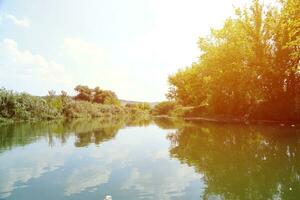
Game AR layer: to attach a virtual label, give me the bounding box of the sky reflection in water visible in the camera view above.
[0,118,299,199]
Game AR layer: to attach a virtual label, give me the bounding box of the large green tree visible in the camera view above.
[168,0,300,120]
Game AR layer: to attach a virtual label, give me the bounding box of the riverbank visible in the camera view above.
[0,88,151,124]
[151,100,300,125]
[153,115,300,126]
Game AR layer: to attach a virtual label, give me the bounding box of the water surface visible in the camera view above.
[0,118,299,199]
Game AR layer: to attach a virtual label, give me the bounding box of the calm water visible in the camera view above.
[0,118,299,200]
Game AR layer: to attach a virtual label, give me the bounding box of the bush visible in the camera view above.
[62,99,125,119]
[0,88,61,121]
[151,101,176,116]
[170,105,189,117]
[124,103,151,116]
[171,105,208,118]
[0,88,126,122]
[0,87,211,123]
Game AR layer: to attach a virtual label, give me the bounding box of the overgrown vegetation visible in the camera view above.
[0,88,61,123]
[125,102,151,115]
[151,101,176,116]
[164,0,300,122]
[0,85,151,123]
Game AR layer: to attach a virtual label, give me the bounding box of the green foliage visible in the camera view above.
[167,0,300,121]
[170,105,188,118]
[125,102,151,111]
[0,88,61,121]
[124,103,152,118]
[74,85,120,105]
[0,87,125,123]
[74,85,93,101]
[152,101,176,116]
[62,99,125,119]
[136,102,151,111]
[169,105,202,118]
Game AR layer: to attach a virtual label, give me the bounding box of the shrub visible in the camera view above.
[124,103,151,116]
[0,88,126,122]
[170,105,189,117]
[151,101,176,116]
[61,98,125,119]
[0,88,61,121]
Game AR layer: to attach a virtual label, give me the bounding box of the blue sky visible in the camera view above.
[0,0,262,101]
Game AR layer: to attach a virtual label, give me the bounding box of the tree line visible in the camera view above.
[166,0,300,121]
[0,85,151,123]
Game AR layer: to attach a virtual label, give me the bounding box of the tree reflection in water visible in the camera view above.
[1,117,299,199]
[0,116,152,151]
[164,120,300,200]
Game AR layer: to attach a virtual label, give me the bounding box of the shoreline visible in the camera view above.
[0,112,152,126]
[2,114,299,127]
[153,115,300,126]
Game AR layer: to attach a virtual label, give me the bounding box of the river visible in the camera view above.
[0,118,299,199]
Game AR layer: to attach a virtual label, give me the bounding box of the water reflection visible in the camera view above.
[166,120,300,200]
[65,165,111,196]
[0,117,154,199]
[0,117,299,199]
[0,117,152,151]
[0,138,73,198]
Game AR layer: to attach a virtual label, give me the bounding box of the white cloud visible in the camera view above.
[121,164,203,200]
[0,38,73,94]
[65,166,111,196]
[63,37,108,65]
[63,126,204,198]
[64,137,132,196]
[5,14,30,28]
[0,141,73,198]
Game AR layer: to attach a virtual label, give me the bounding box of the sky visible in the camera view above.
[0,0,266,102]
